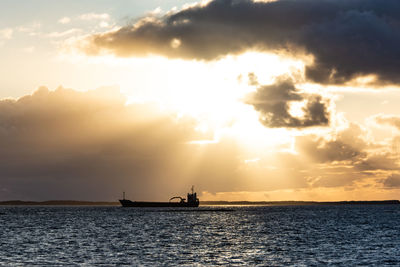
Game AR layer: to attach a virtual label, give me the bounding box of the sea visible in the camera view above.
[1,205,400,266]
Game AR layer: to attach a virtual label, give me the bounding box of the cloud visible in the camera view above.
[245,76,330,128]
[17,22,41,36]
[356,153,399,171]
[58,17,71,24]
[296,123,367,163]
[83,0,400,85]
[79,13,110,21]
[374,114,400,130]
[296,122,400,170]
[383,174,400,188]
[293,123,400,188]
[99,21,110,28]
[0,86,250,201]
[47,29,82,38]
[1,87,399,201]
[22,46,35,53]
[0,28,13,39]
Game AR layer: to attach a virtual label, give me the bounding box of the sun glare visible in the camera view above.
[108,52,304,149]
[58,47,308,151]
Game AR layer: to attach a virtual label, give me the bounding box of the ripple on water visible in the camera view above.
[0,205,400,266]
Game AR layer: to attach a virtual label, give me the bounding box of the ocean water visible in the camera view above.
[1,205,400,266]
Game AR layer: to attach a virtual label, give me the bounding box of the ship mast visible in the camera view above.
[191,185,194,194]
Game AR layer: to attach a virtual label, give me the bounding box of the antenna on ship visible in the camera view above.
[191,185,194,194]
[123,191,125,200]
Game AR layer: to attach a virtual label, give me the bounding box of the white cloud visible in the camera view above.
[17,22,41,35]
[79,13,110,21]
[58,17,71,24]
[149,7,162,16]
[47,28,82,38]
[0,28,13,39]
[23,46,35,53]
[99,21,110,28]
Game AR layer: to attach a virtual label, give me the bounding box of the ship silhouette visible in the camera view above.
[119,186,200,207]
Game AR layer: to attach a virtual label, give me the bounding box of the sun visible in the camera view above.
[112,52,305,150]
[70,51,306,150]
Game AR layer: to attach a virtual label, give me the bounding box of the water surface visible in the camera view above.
[1,205,400,266]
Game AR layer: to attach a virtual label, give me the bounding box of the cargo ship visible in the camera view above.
[119,186,200,207]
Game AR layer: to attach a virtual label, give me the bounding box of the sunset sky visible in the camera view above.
[1,0,400,201]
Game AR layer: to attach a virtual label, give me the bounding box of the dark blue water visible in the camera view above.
[1,205,400,266]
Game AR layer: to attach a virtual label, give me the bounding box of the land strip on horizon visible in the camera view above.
[0,200,399,206]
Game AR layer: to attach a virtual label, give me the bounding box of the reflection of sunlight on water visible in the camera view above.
[1,206,400,265]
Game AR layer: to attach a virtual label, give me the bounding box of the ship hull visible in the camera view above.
[119,199,199,207]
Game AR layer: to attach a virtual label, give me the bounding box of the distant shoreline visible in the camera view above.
[202,200,400,205]
[0,200,399,206]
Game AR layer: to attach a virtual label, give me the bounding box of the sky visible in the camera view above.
[1,0,400,201]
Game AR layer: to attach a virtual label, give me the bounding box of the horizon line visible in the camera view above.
[1,199,399,206]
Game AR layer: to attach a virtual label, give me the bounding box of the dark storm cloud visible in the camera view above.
[0,87,246,201]
[86,0,400,85]
[245,77,329,128]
